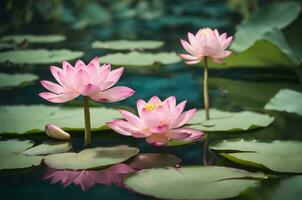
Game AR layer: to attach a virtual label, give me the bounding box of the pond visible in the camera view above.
[0,0,302,200]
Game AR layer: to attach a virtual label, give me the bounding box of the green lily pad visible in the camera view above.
[0,105,121,135]
[271,175,302,200]
[22,141,72,156]
[0,49,83,64]
[188,109,274,132]
[210,139,302,173]
[0,73,38,88]
[0,34,66,44]
[231,2,300,52]
[44,146,139,170]
[100,51,181,67]
[92,40,164,50]
[124,166,267,200]
[264,89,302,116]
[0,140,43,170]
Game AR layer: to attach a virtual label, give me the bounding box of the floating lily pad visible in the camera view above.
[124,166,267,200]
[0,49,83,64]
[264,89,302,116]
[0,34,66,44]
[231,2,300,52]
[210,139,302,173]
[23,141,72,156]
[44,146,139,170]
[188,109,274,132]
[0,140,43,170]
[0,105,121,134]
[92,40,164,50]
[100,51,181,66]
[0,73,38,88]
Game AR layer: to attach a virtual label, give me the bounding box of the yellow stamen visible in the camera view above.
[144,103,161,111]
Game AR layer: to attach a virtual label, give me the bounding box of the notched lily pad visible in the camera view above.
[0,49,83,64]
[23,141,72,156]
[0,73,38,88]
[100,51,181,67]
[44,146,139,170]
[92,40,164,50]
[188,109,274,132]
[264,89,302,116]
[0,105,121,135]
[124,166,267,200]
[0,34,66,44]
[210,139,302,173]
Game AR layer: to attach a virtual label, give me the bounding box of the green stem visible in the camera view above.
[83,96,91,146]
[203,57,210,120]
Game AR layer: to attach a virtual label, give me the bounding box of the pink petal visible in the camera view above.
[222,36,233,49]
[90,86,134,102]
[75,60,86,69]
[39,92,78,103]
[74,69,90,88]
[211,58,224,64]
[93,64,111,87]
[146,134,169,146]
[180,39,196,56]
[80,84,100,96]
[140,108,160,128]
[172,108,197,128]
[57,70,74,89]
[166,130,191,139]
[179,53,199,61]
[50,66,63,85]
[188,32,200,50]
[185,59,202,65]
[106,120,140,137]
[40,80,64,94]
[62,61,74,73]
[86,58,98,80]
[162,96,176,110]
[137,99,147,117]
[149,124,169,134]
[103,67,124,89]
[119,110,144,128]
[213,50,232,59]
[169,128,204,141]
[148,96,162,104]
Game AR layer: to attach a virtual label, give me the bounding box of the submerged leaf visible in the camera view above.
[124,166,267,200]
[44,146,139,170]
[188,109,274,132]
[0,34,66,44]
[92,40,164,50]
[0,73,38,88]
[210,139,302,173]
[264,89,302,116]
[0,49,83,64]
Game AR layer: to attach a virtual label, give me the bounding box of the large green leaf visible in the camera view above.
[100,51,181,67]
[0,73,38,88]
[210,139,302,173]
[0,34,66,44]
[124,166,267,200]
[0,105,121,134]
[0,140,43,170]
[231,2,300,52]
[270,175,302,200]
[188,109,274,132]
[22,141,72,156]
[264,89,302,116]
[44,146,139,170]
[92,40,164,50]
[0,49,83,64]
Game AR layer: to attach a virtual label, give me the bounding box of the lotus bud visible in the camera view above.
[45,124,71,140]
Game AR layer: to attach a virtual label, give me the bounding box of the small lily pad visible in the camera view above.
[44,146,139,170]
[22,141,72,156]
[188,109,274,132]
[210,139,302,173]
[100,51,181,66]
[1,34,66,44]
[0,73,38,88]
[0,49,83,64]
[264,89,302,116]
[0,140,43,170]
[92,40,164,50]
[124,166,267,200]
[0,105,121,135]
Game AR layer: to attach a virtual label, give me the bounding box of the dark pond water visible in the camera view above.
[1,0,302,200]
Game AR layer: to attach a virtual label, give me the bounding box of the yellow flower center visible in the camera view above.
[144,103,161,111]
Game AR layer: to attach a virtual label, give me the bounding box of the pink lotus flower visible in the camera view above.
[39,57,134,103]
[107,96,204,146]
[179,28,233,64]
[44,164,135,191]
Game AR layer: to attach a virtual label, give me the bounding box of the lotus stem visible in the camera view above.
[202,139,209,166]
[203,57,210,120]
[83,96,91,146]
